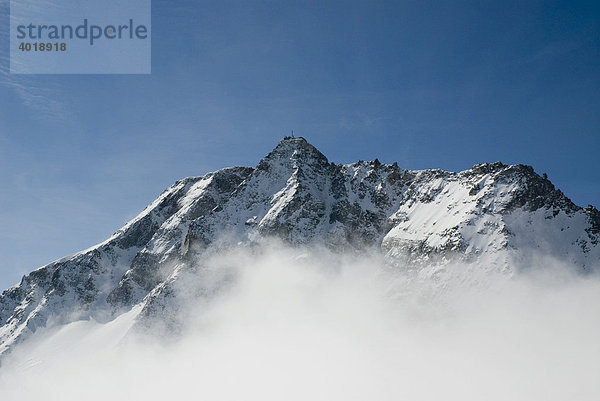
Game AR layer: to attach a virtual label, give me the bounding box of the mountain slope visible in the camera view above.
[1,137,598,355]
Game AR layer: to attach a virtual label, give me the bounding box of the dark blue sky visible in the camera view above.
[1,0,599,288]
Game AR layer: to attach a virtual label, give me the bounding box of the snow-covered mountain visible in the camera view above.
[1,137,598,356]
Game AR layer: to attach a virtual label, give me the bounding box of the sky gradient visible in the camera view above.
[0,0,599,289]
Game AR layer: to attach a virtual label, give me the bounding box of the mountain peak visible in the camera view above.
[257,136,329,171]
[281,135,306,142]
[274,135,320,154]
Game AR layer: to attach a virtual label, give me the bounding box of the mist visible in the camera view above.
[1,246,599,400]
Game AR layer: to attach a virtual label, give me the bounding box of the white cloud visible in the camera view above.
[1,246,599,400]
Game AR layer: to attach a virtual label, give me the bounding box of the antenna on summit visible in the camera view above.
[291,130,295,138]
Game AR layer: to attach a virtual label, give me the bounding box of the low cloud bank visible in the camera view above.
[1,246,599,400]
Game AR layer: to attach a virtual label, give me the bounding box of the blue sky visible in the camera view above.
[0,0,599,289]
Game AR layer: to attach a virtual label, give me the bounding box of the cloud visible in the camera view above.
[0,246,599,400]
[0,72,71,121]
[0,0,71,120]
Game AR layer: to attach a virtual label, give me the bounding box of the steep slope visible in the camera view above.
[1,137,598,355]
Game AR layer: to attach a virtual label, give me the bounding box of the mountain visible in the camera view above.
[1,136,598,356]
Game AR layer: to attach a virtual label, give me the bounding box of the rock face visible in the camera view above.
[1,137,598,354]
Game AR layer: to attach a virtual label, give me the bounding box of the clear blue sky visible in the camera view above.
[0,0,599,289]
